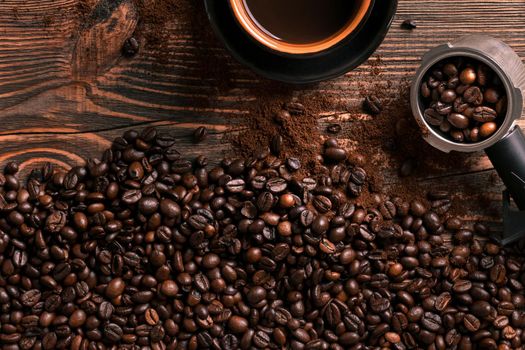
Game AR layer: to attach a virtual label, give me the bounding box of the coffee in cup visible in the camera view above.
[229,0,373,55]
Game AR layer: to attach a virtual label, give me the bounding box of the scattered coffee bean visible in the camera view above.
[401,19,417,30]
[285,102,305,115]
[326,123,342,134]
[193,126,208,143]
[122,37,139,57]
[270,135,282,156]
[363,95,383,115]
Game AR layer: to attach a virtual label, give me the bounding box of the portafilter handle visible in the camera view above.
[485,126,525,210]
[485,126,525,245]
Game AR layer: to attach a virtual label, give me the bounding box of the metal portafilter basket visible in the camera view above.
[410,35,525,245]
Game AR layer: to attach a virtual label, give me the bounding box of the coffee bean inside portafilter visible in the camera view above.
[0,126,524,350]
[420,57,508,143]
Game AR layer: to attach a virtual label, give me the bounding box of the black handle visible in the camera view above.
[485,127,525,210]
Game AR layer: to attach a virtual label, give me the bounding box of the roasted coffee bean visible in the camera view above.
[363,95,382,115]
[424,108,444,126]
[434,101,453,115]
[20,289,41,307]
[421,312,442,332]
[435,292,451,311]
[98,301,114,320]
[443,63,458,77]
[122,37,139,57]
[324,147,347,162]
[401,19,417,29]
[464,314,481,332]
[270,135,282,156]
[226,178,245,193]
[145,308,160,325]
[460,67,477,84]
[473,106,497,122]
[46,211,67,232]
[42,332,57,350]
[104,323,123,342]
[106,278,125,298]
[313,195,332,213]
[441,89,457,103]
[480,122,497,138]
[447,113,469,129]
[285,102,305,115]
[228,316,248,333]
[490,264,506,284]
[421,82,431,98]
[253,330,271,347]
[463,86,483,106]
[326,123,342,134]
[193,126,208,143]
[370,293,390,313]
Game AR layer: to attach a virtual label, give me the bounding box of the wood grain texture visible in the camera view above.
[0,0,524,225]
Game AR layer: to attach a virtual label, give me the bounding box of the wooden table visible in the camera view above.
[1,0,524,227]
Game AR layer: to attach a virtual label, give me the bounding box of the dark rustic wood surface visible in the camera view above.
[1,0,525,226]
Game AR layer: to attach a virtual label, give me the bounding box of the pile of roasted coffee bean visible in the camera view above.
[421,57,507,143]
[0,127,524,350]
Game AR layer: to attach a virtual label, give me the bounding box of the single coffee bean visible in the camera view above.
[401,19,417,29]
[228,316,248,334]
[447,113,469,129]
[435,292,451,311]
[324,147,347,162]
[484,88,499,103]
[69,309,87,328]
[490,264,506,284]
[472,106,497,122]
[326,123,342,134]
[270,135,282,156]
[423,108,443,126]
[460,67,476,85]
[480,122,497,138]
[443,63,458,77]
[20,289,41,307]
[285,102,305,115]
[463,86,483,105]
[122,37,139,57]
[253,330,271,348]
[441,89,457,103]
[98,301,114,320]
[421,312,442,332]
[450,130,464,142]
[463,314,481,332]
[193,126,208,143]
[421,83,431,98]
[104,323,123,342]
[145,308,160,325]
[106,278,125,298]
[434,101,453,115]
[363,95,382,115]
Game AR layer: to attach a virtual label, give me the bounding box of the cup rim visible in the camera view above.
[229,0,373,55]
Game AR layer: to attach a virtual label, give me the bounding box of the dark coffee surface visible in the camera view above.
[243,0,360,44]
